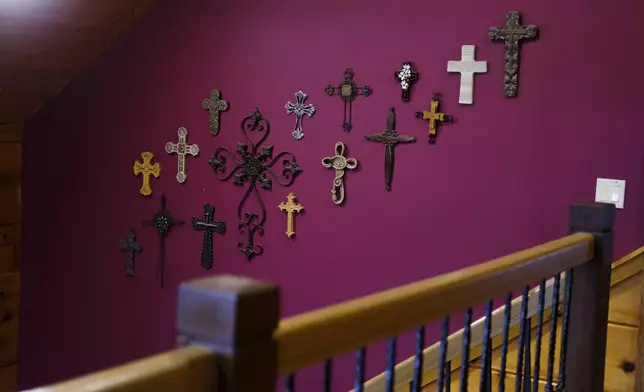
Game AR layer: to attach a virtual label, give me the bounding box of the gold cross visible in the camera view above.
[133,152,161,196]
[416,95,451,143]
[278,193,304,238]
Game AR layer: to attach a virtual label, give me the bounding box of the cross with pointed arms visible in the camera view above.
[364,107,416,190]
[286,91,315,141]
[279,193,304,238]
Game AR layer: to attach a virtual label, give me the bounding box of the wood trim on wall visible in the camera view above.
[0,124,23,142]
[358,246,644,392]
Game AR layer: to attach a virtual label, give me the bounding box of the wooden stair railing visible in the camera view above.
[25,202,615,392]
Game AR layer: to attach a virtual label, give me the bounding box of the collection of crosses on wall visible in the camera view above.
[120,11,539,287]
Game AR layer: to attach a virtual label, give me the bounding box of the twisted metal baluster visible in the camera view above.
[355,347,366,392]
[459,308,473,392]
[385,338,397,392]
[479,300,493,391]
[285,373,295,392]
[413,327,425,392]
[557,270,574,389]
[499,292,512,392]
[514,286,530,391]
[523,318,532,392]
[437,317,450,392]
[324,359,332,392]
[545,274,561,391]
[532,280,546,392]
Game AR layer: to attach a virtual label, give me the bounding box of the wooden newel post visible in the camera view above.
[176,275,280,392]
[566,202,615,392]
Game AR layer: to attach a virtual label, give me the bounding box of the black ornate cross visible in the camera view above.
[364,107,416,191]
[395,62,418,102]
[143,194,184,287]
[192,204,226,270]
[489,11,539,98]
[209,108,302,260]
[119,230,142,277]
[325,68,372,133]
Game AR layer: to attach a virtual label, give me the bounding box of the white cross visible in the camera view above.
[447,45,487,105]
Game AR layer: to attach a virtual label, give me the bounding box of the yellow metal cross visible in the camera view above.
[416,95,451,143]
[278,193,304,238]
[133,152,161,196]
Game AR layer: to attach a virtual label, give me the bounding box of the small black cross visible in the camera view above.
[192,204,227,270]
[395,62,418,102]
[144,194,184,287]
[119,230,142,277]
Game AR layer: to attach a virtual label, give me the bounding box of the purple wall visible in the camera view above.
[20,0,644,389]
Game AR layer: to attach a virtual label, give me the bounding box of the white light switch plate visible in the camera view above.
[595,178,626,209]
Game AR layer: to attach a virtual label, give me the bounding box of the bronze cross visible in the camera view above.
[133,151,161,196]
[202,88,229,136]
[415,94,452,144]
[364,107,415,190]
[489,11,539,98]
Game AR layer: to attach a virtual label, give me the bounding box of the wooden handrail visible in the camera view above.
[24,347,218,392]
[361,244,644,392]
[275,232,594,374]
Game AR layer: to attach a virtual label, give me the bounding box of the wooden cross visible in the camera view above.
[192,204,226,270]
[325,68,372,133]
[133,151,160,196]
[415,94,452,144]
[489,11,539,98]
[322,142,358,205]
[278,193,304,238]
[395,62,418,102]
[119,230,142,277]
[165,127,199,184]
[202,88,229,136]
[364,107,416,190]
[447,45,487,104]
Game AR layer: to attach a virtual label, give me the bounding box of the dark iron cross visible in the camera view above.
[325,68,372,133]
[395,62,418,102]
[119,230,143,277]
[209,108,302,260]
[192,204,226,270]
[364,107,416,190]
[143,194,184,287]
[489,11,539,98]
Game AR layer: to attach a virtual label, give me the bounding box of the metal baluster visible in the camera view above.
[386,338,396,392]
[445,361,452,392]
[355,347,366,392]
[479,300,493,391]
[532,280,546,392]
[523,318,532,392]
[437,317,450,392]
[545,274,561,392]
[413,327,425,392]
[557,270,573,389]
[324,359,332,392]
[499,292,512,392]
[459,308,473,392]
[285,373,295,392]
[514,286,530,392]
[485,337,492,392]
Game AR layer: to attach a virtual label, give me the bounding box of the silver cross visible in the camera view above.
[285,91,315,140]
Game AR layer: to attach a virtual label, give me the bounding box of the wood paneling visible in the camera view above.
[0,273,19,368]
[0,226,19,274]
[488,320,637,392]
[0,145,20,178]
[0,184,20,225]
[0,364,17,392]
[0,1,160,123]
[608,273,641,327]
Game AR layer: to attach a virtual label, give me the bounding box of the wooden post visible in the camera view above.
[176,275,280,392]
[566,202,615,392]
